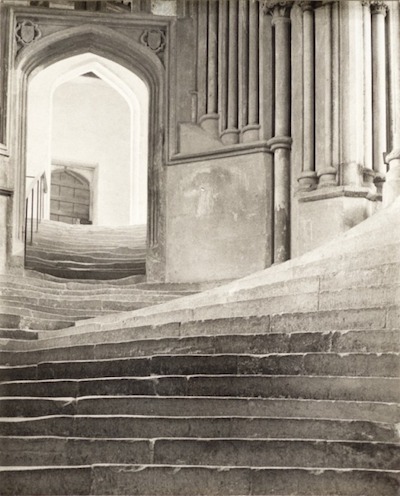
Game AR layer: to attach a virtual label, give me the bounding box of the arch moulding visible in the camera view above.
[9,21,168,281]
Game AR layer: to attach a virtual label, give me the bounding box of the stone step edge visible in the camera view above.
[2,373,399,385]
[1,435,398,448]
[2,351,398,365]
[1,464,399,473]
[0,414,395,428]
[1,327,397,353]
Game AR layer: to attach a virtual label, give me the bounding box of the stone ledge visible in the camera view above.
[296,186,379,203]
[168,142,272,165]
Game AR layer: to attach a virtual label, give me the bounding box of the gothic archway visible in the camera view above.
[10,23,166,280]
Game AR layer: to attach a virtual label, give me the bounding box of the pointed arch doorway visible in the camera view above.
[11,25,166,280]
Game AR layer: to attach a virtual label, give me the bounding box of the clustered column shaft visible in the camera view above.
[196,0,261,144]
[266,1,293,264]
[298,1,317,190]
[371,1,388,176]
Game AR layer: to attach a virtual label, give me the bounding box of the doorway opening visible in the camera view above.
[24,53,150,277]
[50,168,91,224]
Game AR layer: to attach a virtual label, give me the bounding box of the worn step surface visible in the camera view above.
[1,465,399,495]
[1,200,399,495]
[25,221,147,279]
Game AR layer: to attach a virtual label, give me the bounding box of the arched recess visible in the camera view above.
[10,23,166,281]
[27,53,149,226]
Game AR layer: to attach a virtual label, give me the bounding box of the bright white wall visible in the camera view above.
[52,76,131,225]
[26,53,149,226]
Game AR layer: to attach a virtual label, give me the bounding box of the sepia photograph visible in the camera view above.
[0,0,399,494]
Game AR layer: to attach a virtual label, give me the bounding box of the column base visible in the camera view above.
[221,128,240,145]
[318,167,337,187]
[241,124,261,143]
[199,113,220,138]
[298,170,318,191]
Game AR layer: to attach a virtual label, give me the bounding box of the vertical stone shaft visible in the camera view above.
[318,1,336,186]
[199,0,220,137]
[207,0,218,115]
[248,0,259,126]
[383,2,400,206]
[228,0,239,129]
[274,12,291,137]
[221,0,240,144]
[363,2,373,172]
[238,0,249,130]
[371,2,388,175]
[218,0,229,132]
[196,0,208,119]
[267,3,292,264]
[298,2,317,189]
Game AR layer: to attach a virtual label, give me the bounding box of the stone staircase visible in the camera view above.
[25,220,147,279]
[0,269,210,332]
[0,200,399,495]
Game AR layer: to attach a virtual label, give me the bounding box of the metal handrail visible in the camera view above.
[24,171,48,258]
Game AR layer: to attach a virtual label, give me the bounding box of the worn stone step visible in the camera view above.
[0,353,398,382]
[1,297,166,316]
[0,375,397,402]
[26,266,146,280]
[1,271,146,288]
[25,256,146,269]
[0,415,396,442]
[26,247,146,258]
[2,396,398,423]
[0,437,398,470]
[1,298,151,316]
[1,464,399,495]
[0,284,187,298]
[1,330,398,366]
[0,329,38,341]
[1,303,119,321]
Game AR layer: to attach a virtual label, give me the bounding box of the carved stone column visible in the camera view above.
[383,1,400,206]
[298,1,317,190]
[200,0,220,137]
[242,0,261,142]
[221,0,240,144]
[265,1,293,263]
[317,0,337,186]
[371,1,388,175]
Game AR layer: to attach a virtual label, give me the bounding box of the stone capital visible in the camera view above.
[297,0,313,12]
[263,1,294,22]
[370,1,389,15]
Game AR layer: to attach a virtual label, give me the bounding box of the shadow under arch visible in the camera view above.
[11,23,166,281]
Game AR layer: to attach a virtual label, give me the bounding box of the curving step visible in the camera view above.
[0,353,398,382]
[0,415,397,442]
[1,436,398,469]
[1,201,399,495]
[25,220,147,279]
[1,396,399,423]
[1,464,399,495]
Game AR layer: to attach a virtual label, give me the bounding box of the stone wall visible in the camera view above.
[0,0,398,282]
